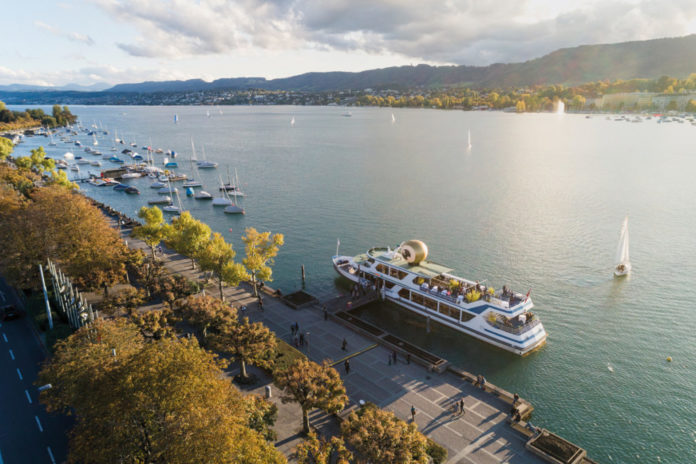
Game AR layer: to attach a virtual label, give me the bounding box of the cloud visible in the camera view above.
[34,20,95,46]
[0,64,194,87]
[93,0,696,65]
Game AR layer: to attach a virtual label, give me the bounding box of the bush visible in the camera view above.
[426,438,448,464]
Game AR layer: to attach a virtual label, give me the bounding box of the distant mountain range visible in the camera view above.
[4,34,696,96]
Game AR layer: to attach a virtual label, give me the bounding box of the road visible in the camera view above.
[0,277,71,464]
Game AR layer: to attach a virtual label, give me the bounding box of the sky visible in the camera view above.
[3,0,696,88]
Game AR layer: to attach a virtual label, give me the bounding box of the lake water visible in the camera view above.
[14,105,696,463]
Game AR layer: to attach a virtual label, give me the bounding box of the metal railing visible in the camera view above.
[46,258,95,329]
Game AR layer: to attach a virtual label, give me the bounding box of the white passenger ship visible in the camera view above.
[332,240,546,356]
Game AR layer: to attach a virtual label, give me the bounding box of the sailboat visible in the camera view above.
[219,167,246,197]
[162,182,183,213]
[93,134,99,146]
[212,175,233,206]
[193,156,213,200]
[290,116,295,127]
[48,129,56,146]
[391,113,396,124]
[183,139,203,188]
[614,216,631,277]
[467,129,472,151]
[174,114,179,124]
[197,146,218,169]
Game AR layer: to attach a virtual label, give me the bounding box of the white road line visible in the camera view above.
[9,349,14,360]
[35,416,43,432]
[47,446,56,464]
[2,333,7,343]
[16,368,22,380]
[25,389,32,404]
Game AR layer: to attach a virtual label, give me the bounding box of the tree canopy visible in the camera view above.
[341,403,429,464]
[211,315,277,380]
[132,206,168,259]
[197,232,248,300]
[242,227,284,295]
[275,359,347,433]
[38,319,285,464]
[165,211,211,269]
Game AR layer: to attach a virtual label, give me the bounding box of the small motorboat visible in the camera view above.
[224,204,245,214]
[125,187,140,195]
[195,190,213,200]
[151,181,167,189]
[148,197,171,205]
[185,187,194,197]
[113,183,129,191]
[160,187,177,195]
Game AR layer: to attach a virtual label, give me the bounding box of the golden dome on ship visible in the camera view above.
[400,240,428,264]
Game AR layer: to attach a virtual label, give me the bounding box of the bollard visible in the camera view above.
[265,385,272,399]
[301,265,306,283]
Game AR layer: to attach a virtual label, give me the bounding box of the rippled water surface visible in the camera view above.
[16,105,696,462]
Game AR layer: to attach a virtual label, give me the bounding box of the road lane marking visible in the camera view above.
[2,333,7,343]
[35,416,44,432]
[16,368,22,380]
[25,389,32,404]
[47,446,56,464]
[9,349,14,360]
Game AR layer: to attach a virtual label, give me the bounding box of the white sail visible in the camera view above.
[615,216,629,265]
[467,129,472,150]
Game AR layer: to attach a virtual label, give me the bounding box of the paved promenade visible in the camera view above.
[117,222,544,464]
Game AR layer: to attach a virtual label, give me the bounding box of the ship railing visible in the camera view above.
[487,315,540,335]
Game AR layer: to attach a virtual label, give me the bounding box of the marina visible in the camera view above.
[9,105,696,463]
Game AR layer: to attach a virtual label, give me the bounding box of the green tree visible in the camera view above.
[275,359,347,434]
[0,137,13,160]
[211,316,277,380]
[198,232,248,300]
[296,432,352,464]
[132,206,168,260]
[686,99,696,112]
[341,403,429,464]
[241,227,284,296]
[49,169,78,190]
[165,211,211,269]
[515,100,526,113]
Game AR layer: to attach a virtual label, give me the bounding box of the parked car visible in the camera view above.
[0,304,23,321]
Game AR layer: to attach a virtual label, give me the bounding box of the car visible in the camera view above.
[0,304,23,321]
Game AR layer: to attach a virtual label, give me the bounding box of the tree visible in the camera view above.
[0,136,13,160]
[176,294,237,342]
[2,185,129,289]
[515,100,526,113]
[39,319,285,464]
[132,206,168,260]
[666,99,678,111]
[15,146,55,173]
[131,308,178,340]
[153,274,196,310]
[275,359,347,434]
[211,316,277,380]
[341,403,429,464]
[49,169,78,190]
[686,99,696,112]
[244,394,279,441]
[241,227,284,296]
[295,432,352,464]
[165,211,211,269]
[198,232,248,300]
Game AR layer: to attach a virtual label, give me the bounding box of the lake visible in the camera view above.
[14,105,696,463]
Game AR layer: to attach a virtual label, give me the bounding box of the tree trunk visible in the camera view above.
[302,407,310,434]
[150,244,156,261]
[251,274,258,297]
[191,257,196,270]
[218,277,224,301]
[241,360,248,379]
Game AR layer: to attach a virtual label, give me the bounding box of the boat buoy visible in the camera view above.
[666,356,672,362]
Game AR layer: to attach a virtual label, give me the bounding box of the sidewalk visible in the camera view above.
[117,222,544,464]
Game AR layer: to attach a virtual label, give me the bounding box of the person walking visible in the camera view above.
[299,333,305,346]
[323,305,328,321]
[341,338,347,351]
[459,398,465,416]
[344,359,351,374]
[411,405,416,422]
[392,350,397,364]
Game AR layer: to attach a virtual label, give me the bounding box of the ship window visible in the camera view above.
[384,281,396,289]
[411,293,424,305]
[398,288,410,299]
[460,311,475,322]
[367,258,375,264]
[396,269,408,280]
[440,303,461,320]
[389,267,399,278]
[376,264,387,273]
[423,297,438,310]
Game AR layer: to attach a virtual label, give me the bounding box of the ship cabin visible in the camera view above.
[352,247,534,328]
